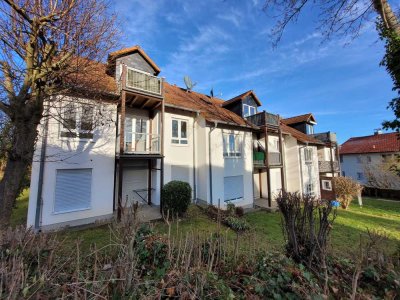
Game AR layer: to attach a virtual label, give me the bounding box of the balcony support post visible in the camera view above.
[117,66,127,221]
[264,126,272,207]
[148,159,152,205]
[278,121,286,193]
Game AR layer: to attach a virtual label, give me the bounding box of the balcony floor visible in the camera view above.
[254,198,279,212]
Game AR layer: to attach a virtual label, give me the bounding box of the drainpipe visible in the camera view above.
[193,112,199,203]
[34,108,50,232]
[208,121,218,205]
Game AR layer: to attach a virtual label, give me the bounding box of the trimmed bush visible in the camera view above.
[161,180,192,216]
[333,176,362,209]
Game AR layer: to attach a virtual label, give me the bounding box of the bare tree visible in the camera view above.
[0,0,119,228]
[362,155,400,189]
[263,0,399,44]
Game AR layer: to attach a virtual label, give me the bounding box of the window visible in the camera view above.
[357,156,362,163]
[171,119,188,145]
[342,171,346,176]
[304,148,313,163]
[224,176,244,202]
[322,180,332,191]
[54,169,92,213]
[243,104,256,117]
[357,172,364,180]
[305,183,314,196]
[367,156,372,163]
[340,155,343,163]
[223,133,242,157]
[60,102,94,139]
[306,124,314,134]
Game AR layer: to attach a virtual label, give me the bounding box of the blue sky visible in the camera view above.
[112,0,396,144]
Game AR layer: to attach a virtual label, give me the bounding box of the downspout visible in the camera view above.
[193,112,199,203]
[298,143,306,195]
[34,108,50,231]
[208,121,218,205]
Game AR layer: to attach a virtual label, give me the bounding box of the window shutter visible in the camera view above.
[224,176,244,202]
[54,169,92,213]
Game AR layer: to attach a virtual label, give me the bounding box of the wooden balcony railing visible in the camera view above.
[125,67,162,96]
[253,151,282,166]
[268,152,281,166]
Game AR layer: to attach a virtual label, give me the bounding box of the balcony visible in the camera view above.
[268,152,282,166]
[318,160,340,173]
[118,132,161,154]
[246,111,280,128]
[125,67,162,97]
[253,151,282,167]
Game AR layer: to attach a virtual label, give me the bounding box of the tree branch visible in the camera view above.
[3,0,33,24]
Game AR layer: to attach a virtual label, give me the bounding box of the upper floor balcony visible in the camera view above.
[310,132,337,144]
[246,111,280,128]
[318,160,340,173]
[125,67,163,97]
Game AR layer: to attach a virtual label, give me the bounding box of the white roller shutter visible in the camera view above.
[224,175,244,202]
[54,169,92,213]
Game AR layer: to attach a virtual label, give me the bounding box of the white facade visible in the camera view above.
[27,97,117,230]
[340,152,397,185]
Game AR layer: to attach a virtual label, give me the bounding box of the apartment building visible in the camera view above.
[27,46,338,230]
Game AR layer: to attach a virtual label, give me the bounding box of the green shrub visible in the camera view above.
[224,216,250,232]
[235,206,244,217]
[161,180,192,216]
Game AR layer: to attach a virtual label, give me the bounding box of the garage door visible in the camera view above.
[122,167,148,206]
[224,175,244,202]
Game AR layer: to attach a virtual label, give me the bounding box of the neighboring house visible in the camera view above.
[340,132,400,187]
[27,46,339,230]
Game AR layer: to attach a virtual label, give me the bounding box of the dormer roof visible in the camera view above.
[106,45,161,76]
[222,90,262,107]
[283,113,317,125]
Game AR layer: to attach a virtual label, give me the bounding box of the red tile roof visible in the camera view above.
[281,123,324,145]
[340,132,400,154]
[283,113,316,125]
[164,83,255,128]
[221,90,262,107]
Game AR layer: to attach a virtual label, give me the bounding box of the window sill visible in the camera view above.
[59,137,95,143]
[171,143,189,147]
[224,156,242,159]
[53,207,91,215]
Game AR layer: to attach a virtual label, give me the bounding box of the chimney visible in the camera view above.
[374,128,382,135]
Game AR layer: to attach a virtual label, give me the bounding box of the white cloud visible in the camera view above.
[217,8,242,28]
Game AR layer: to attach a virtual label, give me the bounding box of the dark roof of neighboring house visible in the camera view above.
[283,113,317,125]
[221,90,262,107]
[106,45,161,76]
[281,123,324,145]
[340,132,400,154]
[164,83,255,128]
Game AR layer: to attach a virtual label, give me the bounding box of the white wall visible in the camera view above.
[341,153,392,184]
[27,97,117,230]
[283,135,302,193]
[163,110,196,198]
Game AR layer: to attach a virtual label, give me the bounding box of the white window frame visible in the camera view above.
[171,118,188,146]
[60,102,95,141]
[305,183,314,196]
[357,172,364,180]
[53,168,92,214]
[304,148,313,163]
[243,104,256,117]
[322,180,332,191]
[223,133,242,158]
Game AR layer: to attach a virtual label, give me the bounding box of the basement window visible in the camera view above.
[322,180,332,191]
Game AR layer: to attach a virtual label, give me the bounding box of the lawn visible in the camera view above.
[10,192,400,256]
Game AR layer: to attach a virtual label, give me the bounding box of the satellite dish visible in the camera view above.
[184,75,196,92]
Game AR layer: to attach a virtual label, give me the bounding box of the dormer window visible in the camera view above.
[243,104,256,117]
[306,124,314,134]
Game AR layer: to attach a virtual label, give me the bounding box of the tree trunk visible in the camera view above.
[372,0,400,34]
[0,116,40,229]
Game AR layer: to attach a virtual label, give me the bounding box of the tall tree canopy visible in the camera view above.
[263,0,400,131]
[0,0,119,228]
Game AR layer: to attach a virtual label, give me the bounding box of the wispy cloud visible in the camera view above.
[217,8,242,28]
